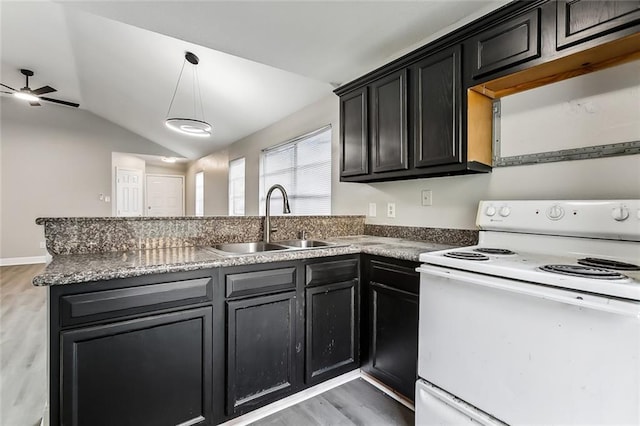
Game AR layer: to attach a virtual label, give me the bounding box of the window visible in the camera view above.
[259,125,331,215]
[194,171,204,216]
[228,157,245,216]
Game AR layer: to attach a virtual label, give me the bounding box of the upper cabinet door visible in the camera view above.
[556,0,640,50]
[370,69,409,173]
[340,87,369,177]
[469,8,541,79]
[411,45,462,169]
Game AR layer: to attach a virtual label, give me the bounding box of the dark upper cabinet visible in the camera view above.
[340,87,368,177]
[556,0,640,49]
[60,307,213,426]
[370,69,409,173]
[468,8,541,79]
[411,45,462,168]
[362,256,420,401]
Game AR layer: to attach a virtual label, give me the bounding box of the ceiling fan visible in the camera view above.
[1,69,79,108]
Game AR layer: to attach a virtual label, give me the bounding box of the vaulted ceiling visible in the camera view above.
[1,1,506,159]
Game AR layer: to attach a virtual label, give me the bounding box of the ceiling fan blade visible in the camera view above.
[30,102,42,106]
[1,83,16,91]
[1,90,13,95]
[40,96,79,108]
[32,85,56,95]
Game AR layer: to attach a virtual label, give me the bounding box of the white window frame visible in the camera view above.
[259,125,332,216]
[194,171,204,216]
[228,157,245,216]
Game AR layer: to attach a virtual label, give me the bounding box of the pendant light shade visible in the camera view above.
[165,52,212,137]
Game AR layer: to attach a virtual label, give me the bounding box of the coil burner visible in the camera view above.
[539,264,628,280]
[577,258,639,271]
[474,248,516,255]
[444,252,490,261]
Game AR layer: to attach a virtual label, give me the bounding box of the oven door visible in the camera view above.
[417,264,640,426]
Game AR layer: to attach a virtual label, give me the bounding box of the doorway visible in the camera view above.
[145,174,185,216]
[115,167,144,217]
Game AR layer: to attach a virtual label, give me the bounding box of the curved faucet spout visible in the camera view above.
[264,184,291,243]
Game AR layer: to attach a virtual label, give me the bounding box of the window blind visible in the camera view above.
[228,157,245,216]
[259,125,331,215]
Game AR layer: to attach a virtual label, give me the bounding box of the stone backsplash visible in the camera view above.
[364,224,478,246]
[36,216,365,255]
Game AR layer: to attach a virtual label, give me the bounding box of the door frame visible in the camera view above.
[144,174,185,216]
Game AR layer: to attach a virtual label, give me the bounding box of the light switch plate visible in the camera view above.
[387,203,396,218]
[368,203,377,217]
[422,190,433,206]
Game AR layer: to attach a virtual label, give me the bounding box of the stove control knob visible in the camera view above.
[612,206,629,222]
[499,206,511,217]
[546,205,564,220]
[485,206,496,216]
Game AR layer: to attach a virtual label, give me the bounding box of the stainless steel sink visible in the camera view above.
[209,241,289,255]
[275,239,336,248]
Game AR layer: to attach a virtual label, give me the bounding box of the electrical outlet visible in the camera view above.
[387,203,396,218]
[39,241,46,249]
[368,202,377,217]
[104,196,111,203]
[422,190,433,206]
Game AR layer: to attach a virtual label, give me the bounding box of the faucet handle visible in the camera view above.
[297,230,307,240]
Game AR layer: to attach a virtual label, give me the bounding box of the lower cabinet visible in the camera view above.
[226,291,298,415]
[61,307,213,426]
[362,256,420,401]
[305,279,359,385]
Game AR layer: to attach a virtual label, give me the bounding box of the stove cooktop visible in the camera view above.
[420,245,640,301]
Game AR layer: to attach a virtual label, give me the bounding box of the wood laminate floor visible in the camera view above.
[0,264,47,426]
[250,378,414,426]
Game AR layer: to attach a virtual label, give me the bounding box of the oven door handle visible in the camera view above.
[418,265,640,318]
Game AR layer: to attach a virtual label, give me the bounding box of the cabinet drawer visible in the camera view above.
[306,258,359,287]
[369,259,419,295]
[469,8,541,79]
[226,267,296,298]
[60,277,213,327]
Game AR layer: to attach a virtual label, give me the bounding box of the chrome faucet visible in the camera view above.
[264,184,291,243]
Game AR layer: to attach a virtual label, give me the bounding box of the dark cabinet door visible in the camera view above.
[556,0,640,49]
[363,258,420,401]
[60,307,213,426]
[305,280,359,385]
[226,292,297,415]
[370,69,409,173]
[411,45,462,169]
[340,87,369,177]
[468,8,541,79]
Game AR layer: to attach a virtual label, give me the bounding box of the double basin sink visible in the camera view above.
[208,239,342,256]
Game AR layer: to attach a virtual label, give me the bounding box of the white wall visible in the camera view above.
[0,98,181,259]
[197,63,640,229]
[185,150,229,216]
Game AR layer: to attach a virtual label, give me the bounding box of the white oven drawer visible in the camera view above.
[418,265,640,425]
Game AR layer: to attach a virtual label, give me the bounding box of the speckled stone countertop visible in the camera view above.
[32,235,455,286]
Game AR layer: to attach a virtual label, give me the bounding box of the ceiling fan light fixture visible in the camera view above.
[165,52,212,138]
[14,91,39,102]
[165,118,212,137]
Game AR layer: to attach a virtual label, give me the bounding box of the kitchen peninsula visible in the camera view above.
[35,215,476,426]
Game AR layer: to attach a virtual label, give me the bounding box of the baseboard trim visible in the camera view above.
[360,372,415,411]
[0,256,47,266]
[220,369,361,426]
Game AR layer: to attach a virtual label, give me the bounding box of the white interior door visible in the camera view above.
[115,167,143,217]
[145,174,185,216]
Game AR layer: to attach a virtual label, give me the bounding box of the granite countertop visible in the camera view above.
[33,235,455,286]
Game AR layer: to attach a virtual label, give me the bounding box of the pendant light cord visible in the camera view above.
[166,58,187,118]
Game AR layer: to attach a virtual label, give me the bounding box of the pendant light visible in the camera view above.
[165,52,212,137]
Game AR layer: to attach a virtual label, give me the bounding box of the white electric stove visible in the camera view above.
[415,200,640,425]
